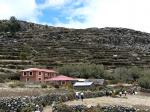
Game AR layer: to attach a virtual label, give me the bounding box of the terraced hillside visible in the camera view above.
[0,21,150,79]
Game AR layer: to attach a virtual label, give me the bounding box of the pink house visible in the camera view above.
[20,68,58,83]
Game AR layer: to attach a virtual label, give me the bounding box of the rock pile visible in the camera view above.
[53,104,150,112]
[102,105,136,112]
[0,93,74,112]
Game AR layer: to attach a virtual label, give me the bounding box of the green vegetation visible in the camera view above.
[59,64,150,89]
[41,83,47,88]
[8,81,25,88]
[112,66,141,83]
[58,63,105,78]
[0,20,150,89]
[58,64,141,81]
[138,70,150,89]
[0,16,21,33]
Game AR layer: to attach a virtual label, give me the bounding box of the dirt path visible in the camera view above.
[66,95,150,108]
[43,94,150,112]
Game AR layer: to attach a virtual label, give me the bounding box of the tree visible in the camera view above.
[138,75,150,89]
[128,66,141,81]
[58,63,105,78]
[9,16,21,33]
[113,67,129,82]
[0,16,21,33]
[138,69,150,89]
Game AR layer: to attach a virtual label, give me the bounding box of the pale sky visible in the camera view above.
[0,0,150,32]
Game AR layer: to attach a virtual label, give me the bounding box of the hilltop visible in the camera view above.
[0,20,150,80]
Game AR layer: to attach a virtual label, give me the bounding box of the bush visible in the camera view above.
[8,81,25,88]
[138,69,150,89]
[8,83,17,88]
[41,83,47,88]
[16,81,25,87]
[0,16,21,33]
[138,76,150,89]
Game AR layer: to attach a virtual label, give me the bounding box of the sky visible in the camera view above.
[0,0,150,32]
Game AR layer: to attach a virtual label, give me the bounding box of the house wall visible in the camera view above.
[20,70,57,83]
[20,71,37,83]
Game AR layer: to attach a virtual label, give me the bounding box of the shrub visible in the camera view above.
[41,83,47,88]
[8,83,17,88]
[128,66,141,81]
[8,81,25,88]
[138,76,150,89]
[16,81,25,87]
[138,69,150,89]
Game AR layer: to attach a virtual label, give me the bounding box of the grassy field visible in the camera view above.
[0,88,51,97]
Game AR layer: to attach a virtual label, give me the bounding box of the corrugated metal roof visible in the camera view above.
[86,79,104,85]
[73,82,93,86]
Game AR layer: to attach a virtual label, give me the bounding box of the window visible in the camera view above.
[39,72,41,75]
[38,78,41,81]
[23,72,27,76]
[29,72,32,76]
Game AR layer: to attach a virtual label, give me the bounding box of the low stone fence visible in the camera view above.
[0,91,106,112]
[53,104,149,112]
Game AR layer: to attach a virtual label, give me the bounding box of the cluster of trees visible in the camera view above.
[112,66,141,83]
[58,64,141,81]
[112,67,150,89]
[58,64,150,89]
[0,16,21,33]
[58,63,105,79]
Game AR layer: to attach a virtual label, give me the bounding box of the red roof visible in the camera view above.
[45,75,76,81]
[21,68,56,73]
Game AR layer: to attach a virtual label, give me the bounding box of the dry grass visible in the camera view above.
[0,88,51,97]
[65,93,150,109]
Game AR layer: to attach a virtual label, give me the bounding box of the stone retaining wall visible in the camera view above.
[0,91,105,112]
[53,104,150,112]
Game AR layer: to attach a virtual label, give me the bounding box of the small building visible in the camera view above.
[45,75,76,86]
[20,68,58,83]
[73,82,94,90]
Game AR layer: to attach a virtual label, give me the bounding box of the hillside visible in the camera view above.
[0,20,150,79]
